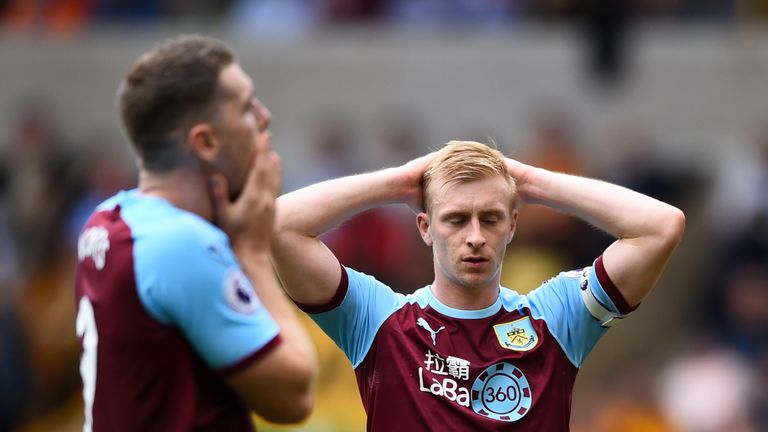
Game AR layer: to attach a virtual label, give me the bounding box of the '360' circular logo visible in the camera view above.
[471,362,532,422]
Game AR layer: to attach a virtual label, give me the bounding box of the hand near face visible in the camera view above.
[398,152,437,214]
[209,136,281,252]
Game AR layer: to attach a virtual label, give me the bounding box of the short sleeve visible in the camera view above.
[305,266,405,368]
[526,258,632,368]
[134,223,280,372]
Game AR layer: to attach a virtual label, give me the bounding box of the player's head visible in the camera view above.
[417,141,518,290]
[119,34,271,198]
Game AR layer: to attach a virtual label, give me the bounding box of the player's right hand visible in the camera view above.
[399,152,436,214]
[503,157,534,208]
[209,135,281,253]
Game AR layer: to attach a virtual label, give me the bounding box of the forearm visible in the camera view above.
[276,168,415,237]
[272,155,429,305]
[238,250,316,359]
[520,166,680,241]
[514,162,685,305]
[235,248,317,390]
[221,247,317,422]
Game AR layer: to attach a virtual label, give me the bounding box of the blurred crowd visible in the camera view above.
[1,3,768,432]
[2,0,768,37]
[0,99,135,432]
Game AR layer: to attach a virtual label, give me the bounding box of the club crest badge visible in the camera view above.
[493,317,538,352]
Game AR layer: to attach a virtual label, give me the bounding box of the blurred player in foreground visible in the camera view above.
[272,140,684,430]
[74,35,317,431]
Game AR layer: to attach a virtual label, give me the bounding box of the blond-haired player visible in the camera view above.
[272,140,684,430]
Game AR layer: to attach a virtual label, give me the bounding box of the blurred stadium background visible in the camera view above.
[1,1,767,431]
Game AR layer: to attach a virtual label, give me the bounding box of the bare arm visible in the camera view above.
[506,159,685,307]
[210,138,317,423]
[226,250,316,423]
[272,156,431,306]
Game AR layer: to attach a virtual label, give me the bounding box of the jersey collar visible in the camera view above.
[426,287,502,319]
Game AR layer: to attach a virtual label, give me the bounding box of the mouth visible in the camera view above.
[461,256,489,267]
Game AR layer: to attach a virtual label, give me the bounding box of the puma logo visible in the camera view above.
[417,318,445,346]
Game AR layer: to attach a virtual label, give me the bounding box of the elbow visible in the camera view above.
[270,218,293,258]
[272,199,295,240]
[287,388,316,424]
[661,206,686,249]
[236,344,318,424]
[289,359,318,422]
[259,388,315,424]
[272,210,289,242]
[271,206,307,253]
[259,355,318,424]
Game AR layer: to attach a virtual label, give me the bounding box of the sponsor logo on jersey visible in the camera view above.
[418,350,472,407]
[471,362,532,422]
[493,317,538,352]
[417,317,445,346]
[224,270,261,314]
[78,226,110,270]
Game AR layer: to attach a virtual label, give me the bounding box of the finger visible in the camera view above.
[243,135,272,196]
[268,151,281,196]
[236,150,264,206]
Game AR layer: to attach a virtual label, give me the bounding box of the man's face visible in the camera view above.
[419,175,517,291]
[211,63,272,199]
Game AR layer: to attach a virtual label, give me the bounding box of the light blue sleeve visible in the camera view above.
[309,267,406,368]
[134,220,280,370]
[526,266,609,368]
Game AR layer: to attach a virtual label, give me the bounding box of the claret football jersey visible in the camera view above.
[297,257,634,431]
[75,190,281,431]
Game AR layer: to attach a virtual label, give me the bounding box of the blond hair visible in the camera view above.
[422,140,516,212]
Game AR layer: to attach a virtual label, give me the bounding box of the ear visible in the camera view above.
[187,123,220,163]
[416,212,432,247]
[507,209,519,244]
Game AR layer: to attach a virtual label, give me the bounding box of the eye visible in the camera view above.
[481,213,504,225]
[445,216,466,225]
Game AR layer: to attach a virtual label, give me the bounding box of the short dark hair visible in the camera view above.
[118,34,235,171]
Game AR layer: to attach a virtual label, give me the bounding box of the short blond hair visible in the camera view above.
[422,140,517,212]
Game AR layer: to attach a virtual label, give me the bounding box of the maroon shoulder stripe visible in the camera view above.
[294,263,349,314]
[595,255,638,314]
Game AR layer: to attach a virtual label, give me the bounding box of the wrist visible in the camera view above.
[506,160,540,204]
[387,166,422,206]
[516,165,552,205]
[232,240,271,262]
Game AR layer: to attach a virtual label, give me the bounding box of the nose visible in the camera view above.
[465,218,486,249]
[252,100,272,131]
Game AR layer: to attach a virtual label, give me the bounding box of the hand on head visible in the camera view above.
[503,157,532,207]
[400,152,437,214]
[209,137,281,252]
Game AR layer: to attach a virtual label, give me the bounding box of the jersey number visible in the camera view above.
[76,296,98,432]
